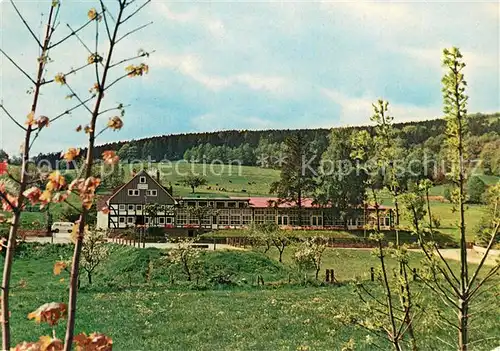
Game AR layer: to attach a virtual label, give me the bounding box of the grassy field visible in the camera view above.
[137,162,281,197]
[4,243,499,350]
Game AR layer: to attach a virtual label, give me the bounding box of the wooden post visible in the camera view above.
[325,269,330,283]
[331,269,335,283]
[142,228,145,248]
[370,267,374,282]
[413,268,417,281]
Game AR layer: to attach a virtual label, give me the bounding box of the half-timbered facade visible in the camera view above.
[98,171,393,231]
[106,170,177,229]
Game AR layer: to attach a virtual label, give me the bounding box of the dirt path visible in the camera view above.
[435,248,499,266]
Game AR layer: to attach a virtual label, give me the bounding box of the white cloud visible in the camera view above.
[151,54,289,93]
[322,89,442,127]
[151,2,227,39]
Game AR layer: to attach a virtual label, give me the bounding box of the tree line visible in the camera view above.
[9,111,497,175]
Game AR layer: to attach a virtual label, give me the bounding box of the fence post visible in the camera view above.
[413,268,417,281]
[370,267,374,282]
[325,269,330,283]
[331,269,335,283]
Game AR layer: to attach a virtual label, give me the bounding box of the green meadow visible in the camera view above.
[4,244,499,350]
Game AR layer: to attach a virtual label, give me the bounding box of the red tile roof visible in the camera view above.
[231,197,390,210]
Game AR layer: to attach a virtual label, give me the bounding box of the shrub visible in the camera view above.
[467,176,486,204]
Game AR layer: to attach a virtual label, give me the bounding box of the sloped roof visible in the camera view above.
[104,170,177,209]
[230,196,390,210]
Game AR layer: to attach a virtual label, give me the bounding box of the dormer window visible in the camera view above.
[139,176,146,184]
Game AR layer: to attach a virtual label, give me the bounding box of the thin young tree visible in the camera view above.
[0,1,110,348]
[60,2,152,348]
[408,47,499,350]
[80,230,109,285]
[0,0,152,348]
[349,102,419,350]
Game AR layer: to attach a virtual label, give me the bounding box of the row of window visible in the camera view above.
[117,204,143,211]
[114,215,389,228]
[127,189,158,197]
[118,216,174,225]
[183,201,247,209]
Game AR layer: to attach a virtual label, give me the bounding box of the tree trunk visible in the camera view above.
[278,248,284,263]
[87,271,92,285]
[64,5,126,350]
[191,186,195,193]
[2,5,55,347]
[458,298,468,351]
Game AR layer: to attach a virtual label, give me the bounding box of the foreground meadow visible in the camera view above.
[4,244,499,350]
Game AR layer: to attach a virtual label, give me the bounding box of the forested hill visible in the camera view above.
[34,112,500,172]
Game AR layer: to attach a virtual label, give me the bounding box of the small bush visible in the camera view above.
[467,176,487,204]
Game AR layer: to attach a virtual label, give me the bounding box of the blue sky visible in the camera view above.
[0,0,499,155]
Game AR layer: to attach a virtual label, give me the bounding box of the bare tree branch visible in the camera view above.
[28,125,48,152]
[47,95,96,125]
[104,72,130,92]
[49,14,99,49]
[94,20,101,88]
[115,21,153,44]
[466,280,498,303]
[432,242,461,286]
[437,311,460,331]
[9,0,43,49]
[0,104,27,131]
[94,126,110,140]
[0,48,36,85]
[358,283,390,309]
[97,103,130,116]
[99,0,112,41]
[418,237,461,296]
[418,273,460,309]
[66,24,96,59]
[467,222,500,290]
[65,83,93,115]
[120,0,151,24]
[468,264,500,300]
[42,63,92,85]
[109,50,154,68]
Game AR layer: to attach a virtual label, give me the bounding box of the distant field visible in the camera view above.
[477,174,500,185]
[120,162,280,197]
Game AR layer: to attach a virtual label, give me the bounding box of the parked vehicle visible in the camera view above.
[51,222,73,233]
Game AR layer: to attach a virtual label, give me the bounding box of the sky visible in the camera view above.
[0,0,499,156]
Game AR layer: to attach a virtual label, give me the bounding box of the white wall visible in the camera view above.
[96,211,109,230]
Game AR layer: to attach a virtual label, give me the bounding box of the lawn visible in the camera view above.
[4,244,499,350]
[142,162,281,197]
